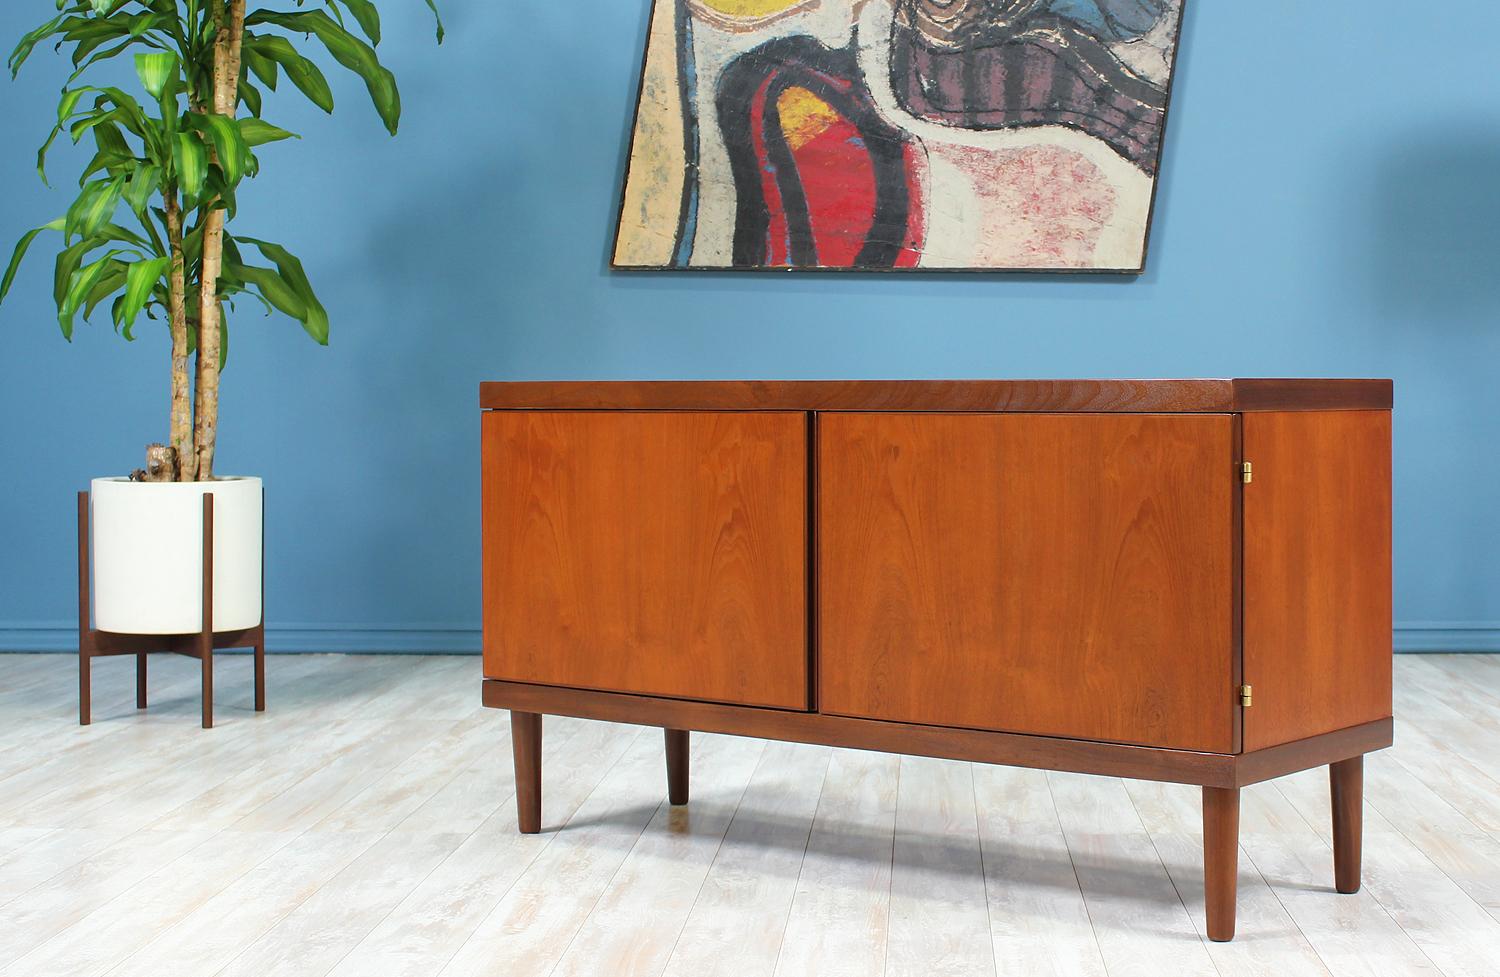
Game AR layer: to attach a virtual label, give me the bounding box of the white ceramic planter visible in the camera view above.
[90,476,263,634]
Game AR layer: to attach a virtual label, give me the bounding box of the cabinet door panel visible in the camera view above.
[819,413,1236,753]
[482,411,807,709]
[1242,410,1392,750]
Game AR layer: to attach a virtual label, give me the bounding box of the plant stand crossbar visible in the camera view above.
[77,491,265,729]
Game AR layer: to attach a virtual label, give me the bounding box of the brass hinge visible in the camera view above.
[1240,462,1253,484]
[1239,684,1253,707]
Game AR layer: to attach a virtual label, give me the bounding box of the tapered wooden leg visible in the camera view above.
[1331,756,1364,894]
[1203,786,1241,942]
[512,711,542,834]
[665,728,690,806]
[79,652,91,726]
[254,639,266,712]
[136,654,148,709]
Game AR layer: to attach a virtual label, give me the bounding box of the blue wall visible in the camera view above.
[2,2,1498,652]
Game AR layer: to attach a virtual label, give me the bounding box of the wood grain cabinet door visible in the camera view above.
[1241,410,1392,750]
[482,411,808,709]
[818,413,1237,753]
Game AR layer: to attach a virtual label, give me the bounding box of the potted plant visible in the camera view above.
[1,0,441,634]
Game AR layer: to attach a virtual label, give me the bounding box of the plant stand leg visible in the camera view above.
[201,649,213,729]
[512,711,542,834]
[665,728,690,806]
[254,638,266,712]
[1203,786,1241,942]
[77,491,91,727]
[200,493,214,730]
[1331,756,1364,894]
[136,654,148,710]
[79,652,91,727]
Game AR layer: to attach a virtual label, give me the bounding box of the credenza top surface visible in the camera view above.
[479,379,1392,414]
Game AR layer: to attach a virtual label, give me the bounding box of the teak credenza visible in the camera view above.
[479,379,1393,942]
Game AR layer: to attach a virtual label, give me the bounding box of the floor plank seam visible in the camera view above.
[967,764,1000,977]
[656,739,768,977]
[766,749,831,977]
[1120,784,1218,968]
[879,756,901,977]
[1348,774,1500,931]
[1268,779,1461,977]
[1385,750,1500,846]
[1042,770,1110,977]
[434,723,649,977]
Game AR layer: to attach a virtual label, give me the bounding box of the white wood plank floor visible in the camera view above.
[0,653,1497,977]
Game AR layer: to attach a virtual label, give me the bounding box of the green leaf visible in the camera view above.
[245,10,399,133]
[9,14,67,78]
[236,236,328,344]
[420,0,445,43]
[119,255,170,331]
[79,148,132,184]
[59,248,130,339]
[91,119,131,158]
[221,282,275,318]
[339,0,381,45]
[243,34,332,113]
[243,45,278,90]
[239,78,263,118]
[69,21,132,68]
[173,131,206,197]
[56,87,88,124]
[86,261,129,320]
[238,119,297,147]
[54,237,94,308]
[37,125,64,184]
[229,262,306,321]
[134,51,177,98]
[124,163,160,217]
[187,113,249,185]
[0,218,64,304]
[100,221,153,251]
[67,34,162,84]
[65,175,126,242]
[201,168,237,218]
[70,88,150,142]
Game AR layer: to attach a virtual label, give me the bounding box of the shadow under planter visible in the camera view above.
[77,490,265,728]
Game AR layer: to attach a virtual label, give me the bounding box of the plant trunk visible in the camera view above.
[165,188,194,482]
[193,0,246,481]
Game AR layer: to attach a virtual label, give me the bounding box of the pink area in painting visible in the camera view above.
[935,143,1117,268]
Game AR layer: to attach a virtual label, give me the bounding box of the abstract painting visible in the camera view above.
[612,0,1186,273]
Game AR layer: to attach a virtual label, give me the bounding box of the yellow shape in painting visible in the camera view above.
[778,87,840,151]
[698,0,808,15]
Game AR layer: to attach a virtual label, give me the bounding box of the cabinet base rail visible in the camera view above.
[482,680,1389,943]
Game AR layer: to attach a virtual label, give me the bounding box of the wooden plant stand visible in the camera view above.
[77,491,264,729]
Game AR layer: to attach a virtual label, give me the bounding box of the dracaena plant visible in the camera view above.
[0,0,442,481]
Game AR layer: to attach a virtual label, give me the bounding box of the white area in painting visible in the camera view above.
[921,149,983,263]
[855,0,1153,269]
[688,2,858,265]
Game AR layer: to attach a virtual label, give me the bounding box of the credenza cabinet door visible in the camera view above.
[482,411,808,709]
[1242,410,1392,751]
[818,413,1237,753]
